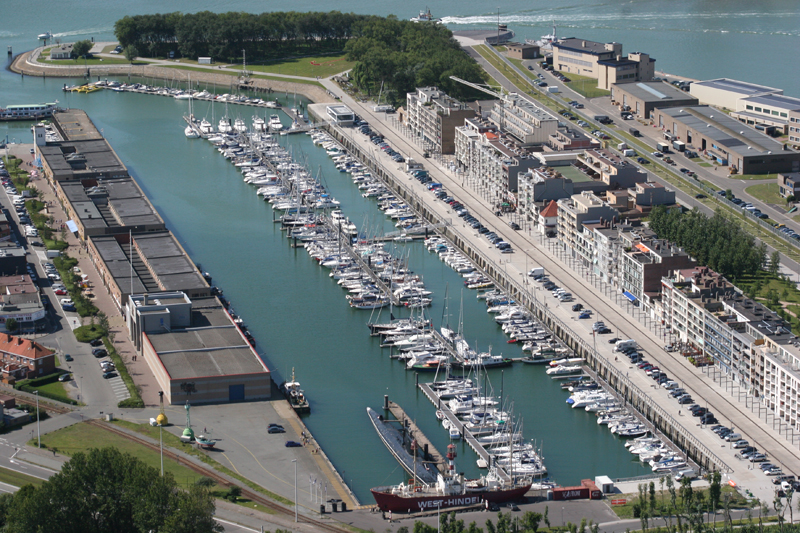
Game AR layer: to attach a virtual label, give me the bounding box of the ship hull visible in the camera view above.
[371,484,530,513]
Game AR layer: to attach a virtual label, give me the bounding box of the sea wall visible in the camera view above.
[10,50,332,104]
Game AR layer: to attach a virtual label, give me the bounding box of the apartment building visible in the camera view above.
[552,38,655,90]
[557,191,620,258]
[619,239,695,309]
[548,127,597,151]
[406,87,474,154]
[778,172,800,199]
[488,95,558,146]
[789,110,800,149]
[578,149,648,188]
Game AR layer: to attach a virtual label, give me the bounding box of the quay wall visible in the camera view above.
[9,49,331,104]
[317,116,732,475]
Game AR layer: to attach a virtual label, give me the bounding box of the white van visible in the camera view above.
[675,467,697,481]
[613,339,638,352]
[724,433,742,442]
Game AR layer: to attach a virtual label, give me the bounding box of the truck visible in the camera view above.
[629,128,641,137]
[622,149,636,157]
[674,468,698,481]
[547,86,560,93]
[672,140,686,152]
[613,339,638,352]
[617,142,628,151]
[527,267,545,279]
[657,141,670,153]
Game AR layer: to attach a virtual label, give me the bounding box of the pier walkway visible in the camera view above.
[418,383,512,484]
[385,401,445,475]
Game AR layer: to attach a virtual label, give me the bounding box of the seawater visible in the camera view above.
[2,0,796,501]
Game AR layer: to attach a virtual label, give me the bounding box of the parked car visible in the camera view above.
[578,311,591,319]
[732,439,750,449]
[285,441,303,448]
[65,354,73,362]
[92,348,108,357]
[678,395,695,404]
[102,371,117,379]
[58,373,71,382]
[268,426,286,434]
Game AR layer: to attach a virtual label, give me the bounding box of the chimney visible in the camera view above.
[16,337,23,345]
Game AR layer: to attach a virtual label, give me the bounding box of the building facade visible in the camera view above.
[610,81,698,119]
[488,95,559,146]
[0,333,55,382]
[406,87,474,154]
[552,38,654,90]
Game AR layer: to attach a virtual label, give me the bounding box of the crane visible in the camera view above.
[448,75,510,101]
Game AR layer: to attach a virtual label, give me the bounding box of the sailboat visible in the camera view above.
[184,75,200,139]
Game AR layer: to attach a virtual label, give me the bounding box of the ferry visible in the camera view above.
[0,102,57,121]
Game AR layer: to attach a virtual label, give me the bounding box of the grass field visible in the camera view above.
[230,53,353,78]
[38,422,208,489]
[745,183,787,206]
[611,485,748,519]
[162,65,324,87]
[563,72,611,98]
[730,173,775,180]
[0,465,45,489]
[31,379,71,403]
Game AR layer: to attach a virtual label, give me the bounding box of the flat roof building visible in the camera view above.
[406,87,474,154]
[326,105,355,126]
[488,95,559,146]
[127,292,270,405]
[89,232,210,310]
[506,42,540,60]
[689,78,782,111]
[610,81,698,119]
[57,177,165,239]
[731,93,800,135]
[552,38,655,90]
[653,106,800,175]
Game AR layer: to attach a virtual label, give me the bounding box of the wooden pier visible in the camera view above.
[417,383,512,484]
[385,400,445,474]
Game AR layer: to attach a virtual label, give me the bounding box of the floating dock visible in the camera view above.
[417,383,512,484]
[383,400,445,476]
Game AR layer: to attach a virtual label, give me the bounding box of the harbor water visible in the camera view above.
[2,0,797,502]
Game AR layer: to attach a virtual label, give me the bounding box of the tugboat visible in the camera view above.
[371,442,531,513]
[282,368,310,414]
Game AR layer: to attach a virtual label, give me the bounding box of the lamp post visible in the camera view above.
[34,391,40,448]
[159,422,164,477]
[437,501,442,533]
[292,459,298,522]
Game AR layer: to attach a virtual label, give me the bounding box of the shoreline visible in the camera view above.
[9,48,334,105]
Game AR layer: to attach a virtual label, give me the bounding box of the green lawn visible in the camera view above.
[698,162,712,167]
[730,173,776,180]
[32,379,71,402]
[101,44,119,54]
[563,72,611,98]
[161,65,324,87]
[230,53,354,78]
[38,422,207,489]
[745,183,786,206]
[611,485,748,519]
[0,465,45,488]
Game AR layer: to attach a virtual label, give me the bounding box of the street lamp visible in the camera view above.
[159,422,164,477]
[437,501,442,533]
[34,391,40,448]
[292,459,298,522]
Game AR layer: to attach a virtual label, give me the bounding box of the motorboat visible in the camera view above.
[184,125,199,138]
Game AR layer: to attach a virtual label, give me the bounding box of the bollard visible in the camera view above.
[383,394,389,410]
[341,501,347,512]
[320,504,325,514]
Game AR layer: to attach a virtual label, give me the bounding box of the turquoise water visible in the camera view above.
[2,0,796,502]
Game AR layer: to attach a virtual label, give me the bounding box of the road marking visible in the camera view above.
[214,518,259,532]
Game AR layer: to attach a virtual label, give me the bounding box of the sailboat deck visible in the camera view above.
[418,383,511,484]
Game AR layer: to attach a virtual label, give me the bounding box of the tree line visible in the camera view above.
[344,16,489,106]
[113,11,371,62]
[648,206,766,281]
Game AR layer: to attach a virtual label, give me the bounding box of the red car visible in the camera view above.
[54,289,68,295]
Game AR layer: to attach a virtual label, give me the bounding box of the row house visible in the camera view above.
[620,239,695,311]
[557,191,620,259]
[0,333,55,383]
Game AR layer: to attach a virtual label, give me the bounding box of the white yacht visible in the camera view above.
[233,118,247,133]
[218,117,233,133]
[269,115,283,131]
[184,125,199,138]
[252,116,266,132]
[199,119,214,135]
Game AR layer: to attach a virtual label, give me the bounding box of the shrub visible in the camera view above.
[74,325,107,343]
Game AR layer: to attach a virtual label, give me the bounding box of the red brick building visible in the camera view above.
[0,334,55,383]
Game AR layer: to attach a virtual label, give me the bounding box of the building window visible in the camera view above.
[746,105,753,111]
[781,112,788,118]
[755,107,762,112]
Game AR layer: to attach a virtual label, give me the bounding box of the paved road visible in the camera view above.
[319,77,799,505]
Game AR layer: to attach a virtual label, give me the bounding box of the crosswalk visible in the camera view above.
[108,374,130,402]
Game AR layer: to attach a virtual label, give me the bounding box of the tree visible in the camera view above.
[770,250,781,277]
[72,39,93,59]
[725,189,733,200]
[124,44,139,64]
[4,318,18,333]
[786,195,796,204]
[3,447,221,533]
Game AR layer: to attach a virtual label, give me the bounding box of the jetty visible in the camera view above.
[383,400,445,476]
[418,383,512,484]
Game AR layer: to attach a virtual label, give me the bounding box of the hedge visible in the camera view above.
[104,338,144,408]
